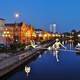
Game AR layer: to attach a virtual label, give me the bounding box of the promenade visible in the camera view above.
[0,39,54,77]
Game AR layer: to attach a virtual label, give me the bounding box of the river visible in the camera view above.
[2,44,80,80]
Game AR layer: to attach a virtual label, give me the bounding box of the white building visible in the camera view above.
[0,18,6,45]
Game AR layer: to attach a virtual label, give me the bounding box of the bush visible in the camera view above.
[0,44,6,52]
[10,43,26,52]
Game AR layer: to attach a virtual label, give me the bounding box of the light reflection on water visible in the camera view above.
[3,44,80,80]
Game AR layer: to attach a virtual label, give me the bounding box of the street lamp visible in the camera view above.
[12,12,20,52]
[14,13,20,20]
[15,13,20,18]
[14,13,20,43]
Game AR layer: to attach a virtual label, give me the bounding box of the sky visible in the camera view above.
[0,0,80,32]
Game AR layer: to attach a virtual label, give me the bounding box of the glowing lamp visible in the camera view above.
[25,66,31,76]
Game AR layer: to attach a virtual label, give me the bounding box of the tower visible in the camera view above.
[53,24,56,33]
[50,24,53,32]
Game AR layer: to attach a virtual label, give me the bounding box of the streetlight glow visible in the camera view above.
[15,13,20,18]
[78,34,80,37]
[7,31,9,34]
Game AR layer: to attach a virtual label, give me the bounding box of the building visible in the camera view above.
[2,22,36,45]
[0,18,6,45]
[0,18,53,46]
[35,29,52,41]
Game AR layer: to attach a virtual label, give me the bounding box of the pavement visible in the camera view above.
[0,53,11,61]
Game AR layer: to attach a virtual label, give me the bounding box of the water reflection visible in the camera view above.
[38,54,42,58]
[61,40,65,44]
[44,51,47,54]
[52,50,59,62]
[1,41,80,80]
[62,40,74,50]
[25,66,31,76]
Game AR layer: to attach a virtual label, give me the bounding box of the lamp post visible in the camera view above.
[15,13,20,19]
[13,13,20,44]
[12,13,20,52]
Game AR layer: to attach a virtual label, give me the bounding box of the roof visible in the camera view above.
[5,22,23,27]
[35,29,43,31]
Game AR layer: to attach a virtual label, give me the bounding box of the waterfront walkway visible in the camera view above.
[0,39,54,77]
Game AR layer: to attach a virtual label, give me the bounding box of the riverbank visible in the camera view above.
[0,39,54,77]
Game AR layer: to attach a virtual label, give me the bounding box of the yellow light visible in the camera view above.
[8,35,10,37]
[44,34,47,37]
[25,32,30,37]
[52,34,55,37]
[39,34,42,37]
[5,28,8,30]
[48,34,51,37]
[32,33,36,37]
[2,34,4,37]
[4,31,6,34]
[56,34,58,37]
[5,35,8,37]
[33,35,36,37]
[7,31,9,34]
[58,34,61,37]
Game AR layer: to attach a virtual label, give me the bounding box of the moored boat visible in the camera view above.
[75,43,80,53]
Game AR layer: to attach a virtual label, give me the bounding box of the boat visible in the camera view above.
[75,43,80,53]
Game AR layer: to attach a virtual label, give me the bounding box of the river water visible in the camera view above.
[2,44,80,80]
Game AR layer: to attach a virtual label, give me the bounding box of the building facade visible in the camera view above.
[2,22,36,45]
[0,18,6,45]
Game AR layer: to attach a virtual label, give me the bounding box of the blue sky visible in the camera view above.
[0,0,80,32]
